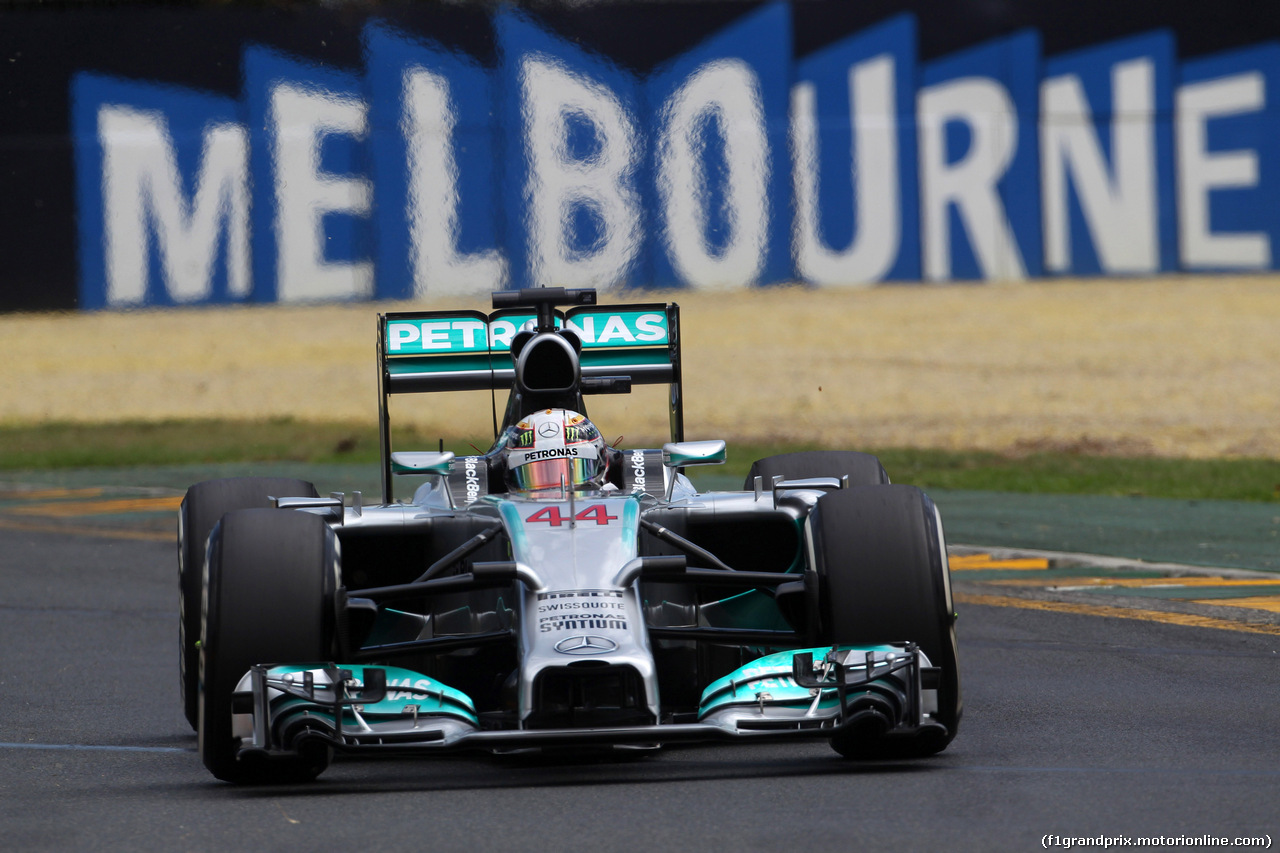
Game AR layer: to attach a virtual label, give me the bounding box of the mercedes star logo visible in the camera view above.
[554,635,618,655]
[538,421,561,438]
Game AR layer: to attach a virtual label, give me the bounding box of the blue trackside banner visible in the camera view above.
[58,3,1280,309]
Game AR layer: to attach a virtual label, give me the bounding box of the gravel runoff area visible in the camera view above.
[5,275,1279,458]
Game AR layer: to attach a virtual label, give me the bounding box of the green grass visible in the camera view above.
[875,447,1280,502]
[2,420,1278,502]
[0,419,419,469]
[707,444,1280,503]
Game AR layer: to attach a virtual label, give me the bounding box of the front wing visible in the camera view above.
[233,645,947,762]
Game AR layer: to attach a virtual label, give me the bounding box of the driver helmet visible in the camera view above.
[504,409,608,493]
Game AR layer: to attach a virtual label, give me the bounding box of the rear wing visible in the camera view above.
[376,302,683,501]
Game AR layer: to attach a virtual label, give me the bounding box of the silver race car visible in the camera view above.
[178,288,960,783]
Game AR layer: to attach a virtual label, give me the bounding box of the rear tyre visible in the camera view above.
[198,508,337,784]
[807,485,960,759]
[178,477,318,730]
[744,450,889,490]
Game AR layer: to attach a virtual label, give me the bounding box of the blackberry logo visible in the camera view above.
[631,449,646,490]
[463,456,481,504]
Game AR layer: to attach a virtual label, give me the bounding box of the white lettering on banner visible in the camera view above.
[597,315,636,343]
[567,313,665,345]
[658,59,770,290]
[420,321,451,349]
[385,313,666,354]
[270,82,373,301]
[568,316,596,344]
[1041,59,1158,274]
[792,54,900,285]
[99,106,249,306]
[488,319,517,348]
[405,67,507,295]
[76,17,1280,307]
[634,313,665,341]
[387,323,420,351]
[387,319,490,352]
[520,56,641,290]
[455,320,487,349]
[1176,72,1270,269]
[918,77,1026,281]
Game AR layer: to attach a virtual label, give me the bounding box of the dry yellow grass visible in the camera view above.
[5,275,1279,458]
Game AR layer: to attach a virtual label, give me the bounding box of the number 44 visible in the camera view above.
[525,505,617,526]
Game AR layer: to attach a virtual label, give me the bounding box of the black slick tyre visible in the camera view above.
[178,477,318,730]
[806,484,961,758]
[198,508,337,784]
[744,450,889,490]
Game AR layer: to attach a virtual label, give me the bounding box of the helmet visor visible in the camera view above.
[512,456,600,492]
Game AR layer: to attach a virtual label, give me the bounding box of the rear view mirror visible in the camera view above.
[662,440,726,467]
[391,451,456,475]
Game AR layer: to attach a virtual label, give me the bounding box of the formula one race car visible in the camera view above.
[177,288,961,783]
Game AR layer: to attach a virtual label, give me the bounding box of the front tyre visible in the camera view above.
[807,485,960,758]
[178,477,318,730]
[198,508,338,784]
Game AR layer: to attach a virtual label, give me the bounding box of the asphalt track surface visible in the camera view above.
[2,521,1278,853]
